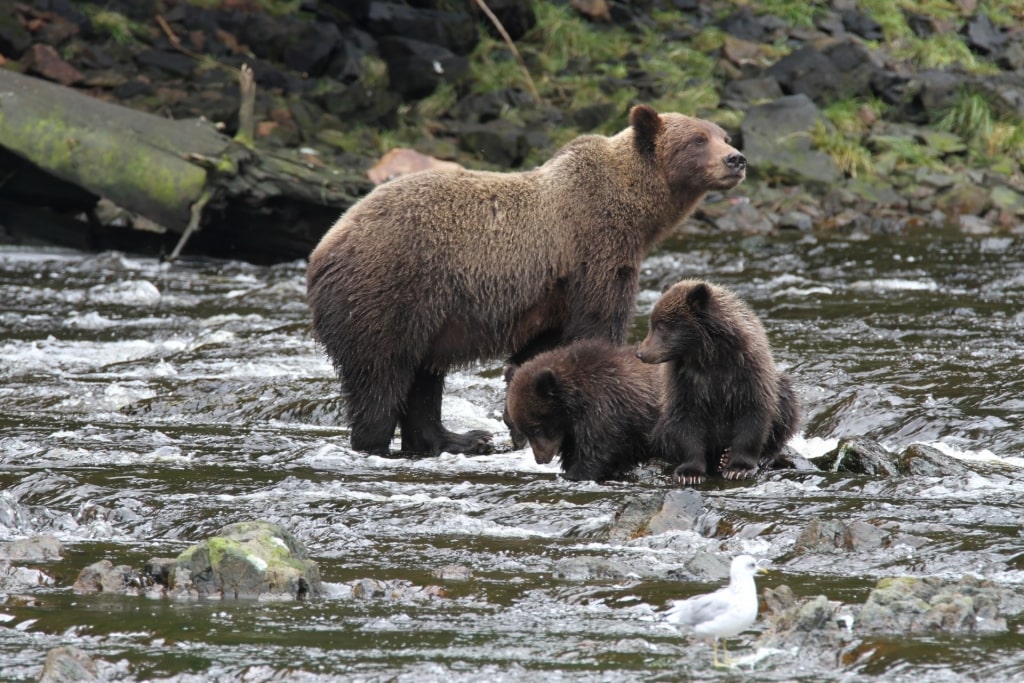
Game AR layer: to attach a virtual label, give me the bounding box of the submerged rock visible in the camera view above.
[38,645,98,683]
[794,518,887,554]
[0,534,64,562]
[167,520,322,601]
[341,578,447,601]
[606,489,714,542]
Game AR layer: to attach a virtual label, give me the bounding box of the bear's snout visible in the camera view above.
[724,152,746,172]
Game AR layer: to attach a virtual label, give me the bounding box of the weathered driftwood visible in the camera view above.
[0,68,370,262]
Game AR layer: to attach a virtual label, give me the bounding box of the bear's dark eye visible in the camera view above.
[693,134,707,146]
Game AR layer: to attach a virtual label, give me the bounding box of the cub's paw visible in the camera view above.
[672,465,707,486]
[443,429,493,455]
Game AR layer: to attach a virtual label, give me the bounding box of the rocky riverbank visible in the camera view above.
[1,0,1023,262]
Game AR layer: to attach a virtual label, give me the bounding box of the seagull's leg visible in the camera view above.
[711,638,721,667]
[721,639,733,666]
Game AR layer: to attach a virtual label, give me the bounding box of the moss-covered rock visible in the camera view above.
[169,520,322,601]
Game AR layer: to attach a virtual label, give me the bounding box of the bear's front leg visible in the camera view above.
[721,426,765,480]
[658,419,707,485]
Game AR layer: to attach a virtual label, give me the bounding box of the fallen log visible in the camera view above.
[0,68,371,263]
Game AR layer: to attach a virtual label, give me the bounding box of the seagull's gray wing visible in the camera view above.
[665,587,732,628]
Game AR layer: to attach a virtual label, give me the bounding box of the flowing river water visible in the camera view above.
[1,226,1023,682]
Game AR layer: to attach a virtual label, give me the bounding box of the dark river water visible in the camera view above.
[1,227,1022,682]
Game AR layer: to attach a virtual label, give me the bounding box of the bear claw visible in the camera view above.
[722,467,757,481]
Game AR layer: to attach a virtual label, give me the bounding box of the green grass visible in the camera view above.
[822,98,886,135]
[83,7,144,45]
[811,123,873,177]
[184,0,301,15]
[936,88,1024,161]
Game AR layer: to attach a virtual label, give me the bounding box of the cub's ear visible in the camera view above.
[534,369,560,398]
[686,282,711,311]
[630,104,662,157]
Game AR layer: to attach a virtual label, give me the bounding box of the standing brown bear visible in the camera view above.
[505,339,664,481]
[636,280,799,484]
[306,106,746,456]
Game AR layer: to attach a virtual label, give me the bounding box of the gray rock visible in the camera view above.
[646,489,705,536]
[0,534,64,562]
[432,564,473,581]
[607,490,713,542]
[794,518,887,554]
[816,437,900,476]
[0,560,54,591]
[72,560,142,594]
[168,520,322,600]
[990,185,1024,215]
[961,14,1006,55]
[553,556,635,581]
[856,575,1007,633]
[38,645,98,683]
[777,210,814,232]
[345,577,447,600]
[896,443,974,477]
[741,94,842,188]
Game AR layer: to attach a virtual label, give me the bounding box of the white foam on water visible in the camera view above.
[849,278,939,292]
[788,433,838,459]
[925,440,1024,469]
[86,279,161,306]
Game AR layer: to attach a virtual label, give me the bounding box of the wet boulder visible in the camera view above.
[167,520,322,601]
[758,584,853,651]
[816,437,900,476]
[606,489,718,542]
[793,518,887,554]
[895,443,974,477]
[0,560,54,591]
[856,575,1007,633]
[72,560,142,594]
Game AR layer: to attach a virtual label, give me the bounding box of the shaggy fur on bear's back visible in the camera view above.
[506,339,665,481]
[307,106,746,457]
[636,280,800,485]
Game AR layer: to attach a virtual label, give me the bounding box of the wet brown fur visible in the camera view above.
[636,280,800,484]
[506,340,665,481]
[306,106,746,456]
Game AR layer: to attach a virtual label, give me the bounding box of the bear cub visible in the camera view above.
[636,279,799,485]
[506,339,664,481]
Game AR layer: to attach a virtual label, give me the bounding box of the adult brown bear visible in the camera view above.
[636,280,800,484]
[306,106,746,456]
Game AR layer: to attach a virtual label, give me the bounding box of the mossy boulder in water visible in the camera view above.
[168,520,322,601]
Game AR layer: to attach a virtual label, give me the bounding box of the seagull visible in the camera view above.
[664,555,766,667]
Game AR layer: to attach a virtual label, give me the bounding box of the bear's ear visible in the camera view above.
[534,369,560,398]
[630,105,662,157]
[686,282,711,312]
